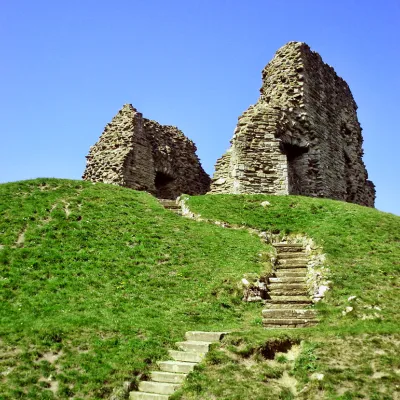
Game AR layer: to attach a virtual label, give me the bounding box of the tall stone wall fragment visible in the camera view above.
[83,104,210,199]
[210,42,375,207]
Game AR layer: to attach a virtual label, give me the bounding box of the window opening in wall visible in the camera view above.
[155,171,175,199]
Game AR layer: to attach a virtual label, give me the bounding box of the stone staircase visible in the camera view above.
[158,199,182,215]
[263,243,317,328]
[129,331,225,399]
[158,199,318,330]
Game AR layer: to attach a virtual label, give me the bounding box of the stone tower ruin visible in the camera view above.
[83,104,210,199]
[210,42,375,207]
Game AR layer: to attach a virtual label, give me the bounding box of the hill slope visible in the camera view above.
[0,179,399,399]
[184,194,399,399]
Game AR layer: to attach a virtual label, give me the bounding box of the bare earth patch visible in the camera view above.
[312,335,400,398]
[38,376,59,394]
[15,226,27,247]
[63,200,71,218]
[37,350,63,364]
[277,370,298,395]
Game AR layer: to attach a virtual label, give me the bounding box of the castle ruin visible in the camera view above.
[82,104,211,199]
[83,42,375,207]
[210,42,375,207]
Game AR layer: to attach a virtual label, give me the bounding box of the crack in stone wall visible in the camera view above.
[210,42,375,207]
[83,104,211,199]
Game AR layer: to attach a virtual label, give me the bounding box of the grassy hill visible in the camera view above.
[0,179,399,399]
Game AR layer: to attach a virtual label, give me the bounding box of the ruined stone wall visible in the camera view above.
[210,42,375,207]
[213,104,289,195]
[83,104,210,199]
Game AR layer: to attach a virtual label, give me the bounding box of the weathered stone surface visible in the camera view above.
[140,381,180,396]
[176,341,211,353]
[262,309,317,319]
[168,350,204,363]
[184,331,225,342]
[150,371,187,384]
[130,392,169,400]
[157,360,196,374]
[277,252,308,259]
[274,271,307,278]
[263,319,317,328]
[268,283,308,290]
[269,277,306,283]
[210,42,375,207]
[83,104,210,199]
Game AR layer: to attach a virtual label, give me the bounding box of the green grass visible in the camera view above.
[1,181,399,399]
[0,179,266,399]
[183,194,400,399]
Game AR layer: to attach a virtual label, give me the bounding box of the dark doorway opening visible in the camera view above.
[155,171,175,199]
[280,142,309,195]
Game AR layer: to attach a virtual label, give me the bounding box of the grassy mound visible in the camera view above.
[184,194,399,399]
[187,194,399,329]
[0,179,266,399]
[0,180,398,399]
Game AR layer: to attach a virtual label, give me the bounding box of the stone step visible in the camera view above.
[277,260,308,267]
[159,201,180,209]
[168,350,204,363]
[275,264,308,270]
[275,248,305,253]
[263,325,299,329]
[130,331,226,399]
[139,381,180,395]
[267,295,312,304]
[278,257,307,263]
[269,277,306,283]
[262,318,318,328]
[265,294,312,308]
[277,258,307,264]
[264,302,313,309]
[268,289,309,296]
[185,331,225,342]
[262,309,317,319]
[263,322,317,329]
[274,243,304,248]
[150,371,187,384]
[277,252,307,259]
[166,205,181,210]
[165,207,181,211]
[157,360,197,374]
[274,244,304,253]
[275,270,307,276]
[268,283,308,290]
[159,199,177,204]
[130,392,169,400]
[176,341,211,353]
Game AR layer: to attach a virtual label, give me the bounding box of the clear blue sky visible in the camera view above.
[1,0,399,215]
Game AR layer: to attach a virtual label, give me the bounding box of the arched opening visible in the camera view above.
[154,171,175,199]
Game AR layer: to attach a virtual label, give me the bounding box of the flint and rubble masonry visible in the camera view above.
[83,104,210,199]
[210,41,375,207]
